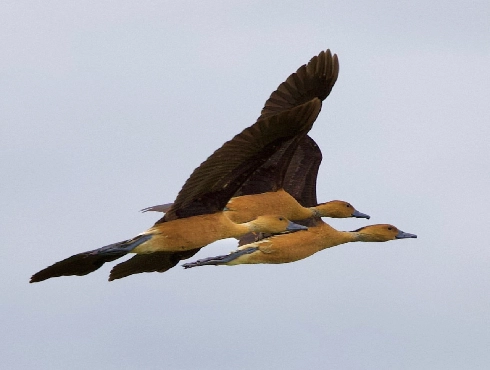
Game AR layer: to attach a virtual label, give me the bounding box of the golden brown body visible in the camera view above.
[237,222,352,264]
[183,223,417,267]
[133,213,302,253]
[225,189,311,222]
[225,189,368,223]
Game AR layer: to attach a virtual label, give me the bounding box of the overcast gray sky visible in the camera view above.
[2,1,489,369]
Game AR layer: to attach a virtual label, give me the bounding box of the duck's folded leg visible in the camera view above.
[182,247,258,268]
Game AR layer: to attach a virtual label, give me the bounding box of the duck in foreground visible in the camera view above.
[182,222,417,268]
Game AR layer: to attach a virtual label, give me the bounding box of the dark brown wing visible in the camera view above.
[258,50,339,120]
[143,50,338,205]
[235,50,338,196]
[236,136,323,245]
[239,135,323,204]
[161,99,321,222]
[232,136,299,196]
[281,135,324,228]
[283,135,322,207]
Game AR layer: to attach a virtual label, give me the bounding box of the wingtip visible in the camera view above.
[29,270,54,283]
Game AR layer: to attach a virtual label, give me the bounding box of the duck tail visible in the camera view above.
[182,247,258,269]
[29,234,152,283]
[140,203,173,213]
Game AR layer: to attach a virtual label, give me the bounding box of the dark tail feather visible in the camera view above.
[109,248,201,281]
[182,247,258,269]
[29,235,152,283]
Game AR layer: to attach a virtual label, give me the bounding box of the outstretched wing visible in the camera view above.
[236,136,323,245]
[258,49,339,120]
[232,135,299,196]
[144,50,338,211]
[161,99,321,222]
[234,49,338,196]
[283,135,324,228]
[283,135,323,208]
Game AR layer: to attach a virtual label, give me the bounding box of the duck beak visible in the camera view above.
[352,210,370,219]
[286,221,308,232]
[395,230,417,239]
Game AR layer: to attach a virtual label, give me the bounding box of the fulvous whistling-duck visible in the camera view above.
[182,221,417,268]
[182,132,417,269]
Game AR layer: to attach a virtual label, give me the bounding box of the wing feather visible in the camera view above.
[161,99,321,222]
[259,50,339,120]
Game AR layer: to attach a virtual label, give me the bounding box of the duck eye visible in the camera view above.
[346,204,351,208]
[279,217,284,221]
[387,227,392,230]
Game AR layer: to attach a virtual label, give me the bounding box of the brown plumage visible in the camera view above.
[182,222,417,268]
[132,214,306,253]
[225,190,365,223]
[30,94,320,283]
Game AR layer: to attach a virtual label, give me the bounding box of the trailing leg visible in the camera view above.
[182,247,258,269]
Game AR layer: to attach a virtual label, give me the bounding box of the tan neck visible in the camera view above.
[228,219,259,238]
[350,231,384,242]
[294,206,316,219]
[275,189,315,220]
[306,207,321,218]
[327,230,359,248]
[315,223,358,250]
[198,214,253,239]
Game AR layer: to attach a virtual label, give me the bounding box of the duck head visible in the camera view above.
[250,215,308,233]
[315,200,370,219]
[353,224,417,242]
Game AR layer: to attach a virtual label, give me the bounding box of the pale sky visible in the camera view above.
[2,1,489,369]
